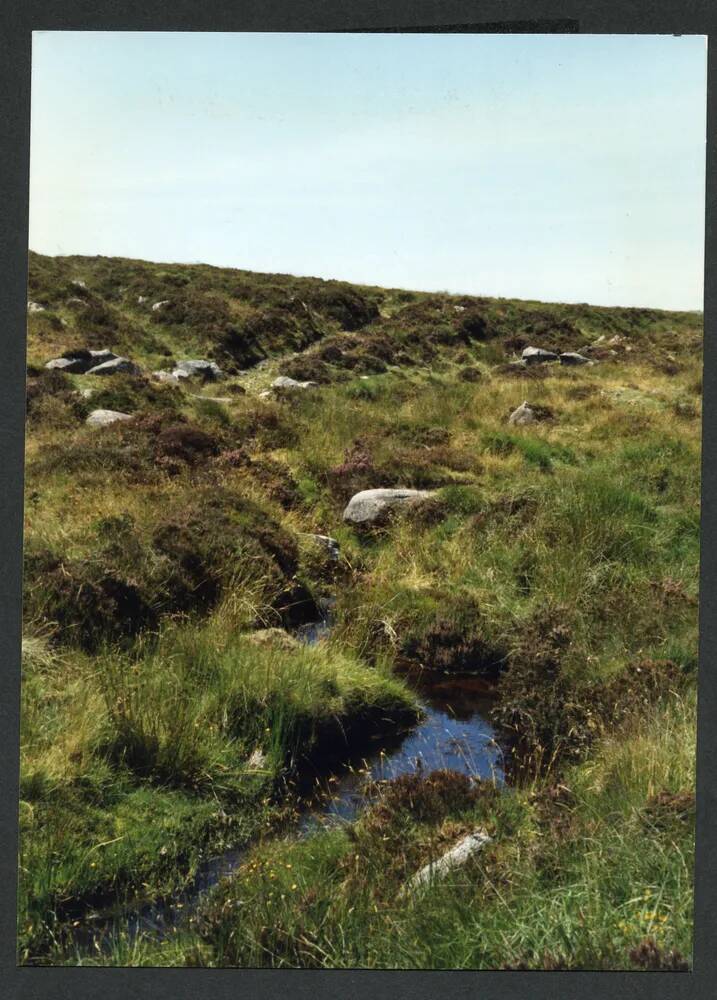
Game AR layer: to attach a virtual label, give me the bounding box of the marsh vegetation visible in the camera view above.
[20,252,700,967]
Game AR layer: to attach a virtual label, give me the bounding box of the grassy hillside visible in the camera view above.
[20,252,700,968]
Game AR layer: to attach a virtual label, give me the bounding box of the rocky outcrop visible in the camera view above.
[45,349,119,374]
[86,409,132,427]
[522,346,559,365]
[343,488,435,526]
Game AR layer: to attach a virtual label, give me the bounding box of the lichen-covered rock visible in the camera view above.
[522,346,559,364]
[508,401,536,426]
[272,375,318,391]
[86,408,132,427]
[343,488,435,526]
[174,360,224,381]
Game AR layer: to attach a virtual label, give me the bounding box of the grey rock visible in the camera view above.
[272,375,318,391]
[137,295,148,305]
[258,390,272,399]
[86,357,141,376]
[508,401,537,426]
[66,297,87,308]
[343,488,435,526]
[151,299,171,311]
[152,370,181,383]
[174,359,224,381]
[45,357,86,373]
[402,829,491,894]
[86,409,132,427]
[71,279,87,290]
[27,300,45,313]
[559,352,591,366]
[522,346,559,365]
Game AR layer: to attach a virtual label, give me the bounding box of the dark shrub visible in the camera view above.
[280,355,334,384]
[90,374,181,415]
[367,769,495,827]
[26,369,88,425]
[458,310,493,341]
[326,440,391,503]
[402,603,506,678]
[22,546,155,651]
[458,365,482,382]
[309,285,379,331]
[154,423,219,464]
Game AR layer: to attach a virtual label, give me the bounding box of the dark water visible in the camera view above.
[298,665,503,833]
[66,620,504,953]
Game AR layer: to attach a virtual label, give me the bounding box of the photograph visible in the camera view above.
[18,30,706,969]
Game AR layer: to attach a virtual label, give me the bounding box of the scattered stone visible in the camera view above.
[66,297,87,308]
[272,375,318,391]
[152,369,181,383]
[78,388,94,399]
[343,488,435,526]
[559,352,591,366]
[152,300,170,311]
[258,390,272,399]
[247,627,301,651]
[508,401,537,426]
[522,346,559,365]
[453,305,466,313]
[173,359,224,381]
[137,295,148,305]
[402,829,492,894]
[27,300,45,313]
[86,357,141,376]
[71,279,87,290]
[87,349,119,366]
[302,533,340,561]
[191,394,233,404]
[45,357,86,373]
[86,408,132,427]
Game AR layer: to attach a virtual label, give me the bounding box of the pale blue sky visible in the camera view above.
[30,32,707,310]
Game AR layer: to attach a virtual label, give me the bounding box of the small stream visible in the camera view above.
[67,615,504,955]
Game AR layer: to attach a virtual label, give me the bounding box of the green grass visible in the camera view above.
[20,252,701,967]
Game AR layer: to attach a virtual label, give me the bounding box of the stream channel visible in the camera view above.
[69,613,505,954]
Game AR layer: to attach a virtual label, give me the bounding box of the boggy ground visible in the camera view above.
[20,252,700,967]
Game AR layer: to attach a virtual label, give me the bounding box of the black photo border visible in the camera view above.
[1,3,715,998]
